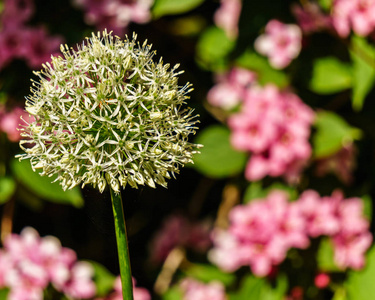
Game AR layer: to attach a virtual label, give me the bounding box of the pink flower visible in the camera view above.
[291,2,332,34]
[150,214,211,263]
[180,278,227,300]
[1,0,35,28]
[21,27,63,69]
[0,227,96,299]
[73,0,153,35]
[298,190,340,237]
[244,155,270,181]
[207,67,256,110]
[210,188,372,276]
[314,273,330,289]
[7,283,44,300]
[227,67,257,88]
[299,189,372,270]
[105,0,152,26]
[214,0,242,39]
[134,286,152,300]
[281,201,310,249]
[254,20,302,69]
[0,27,27,69]
[61,262,96,299]
[150,214,189,263]
[209,191,309,276]
[329,192,373,270]
[228,84,314,182]
[132,278,151,300]
[73,0,106,26]
[0,106,35,142]
[207,83,242,110]
[0,251,12,287]
[99,276,151,300]
[332,231,372,269]
[332,0,375,37]
[0,25,63,70]
[337,196,369,236]
[208,229,248,272]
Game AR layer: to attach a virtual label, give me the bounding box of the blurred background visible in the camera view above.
[1,0,375,299]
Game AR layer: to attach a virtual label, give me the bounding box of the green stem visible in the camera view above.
[110,187,133,300]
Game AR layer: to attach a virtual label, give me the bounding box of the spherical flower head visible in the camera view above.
[17,30,201,193]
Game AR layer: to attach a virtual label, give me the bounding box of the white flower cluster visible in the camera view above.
[17,30,201,193]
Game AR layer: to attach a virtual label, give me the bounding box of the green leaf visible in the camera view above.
[196,26,235,71]
[346,246,375,300]
[266,183,298,201]
[183,263,236,287]
[169,16,207,36]
[318,0,333,11]
[11,159,84,208]
[0,92,7,105]
[0,288,9,300]
[243,182,267,203]
[317,238,340,272]
[309,57,352,94]
[192,125,248,178]
[332,286,348,300]
[88,261,116,297]
[362,195,372,222]
[229,274,287,300]
[152,0,204,18]
[0,176,16,204]
[162,286,183,300]
[236,50,289,88]
[243,182,298,204]
[350,35,375,111]
[312,111,362,159]
[229,275,263,300]
[332,287,347,300]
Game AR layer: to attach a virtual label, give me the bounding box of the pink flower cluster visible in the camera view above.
[332,0,375,37]
[180,278,227,300]
[96,276,151,300]
[150,214,212,264]
[299,190,372,269]
[207,67,257,110]
[0,0,63,69]
[0,106,34,142]
[214,0,242,39]
[254,20,302,69]
[0,227,96,300]
[228,84,314,183]
[209,190,372,276]
[209,190,309,276]
[73,0,153,35]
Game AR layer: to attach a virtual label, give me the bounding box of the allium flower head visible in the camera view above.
[17,30,201,193]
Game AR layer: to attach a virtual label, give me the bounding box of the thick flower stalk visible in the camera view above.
[17,30,201,193]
